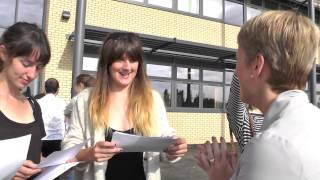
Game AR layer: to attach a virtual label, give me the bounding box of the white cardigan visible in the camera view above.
[62,88,176,180]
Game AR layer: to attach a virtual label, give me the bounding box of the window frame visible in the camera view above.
[145,55,233,113]
[0,0,46,29]
[116,0,319,27]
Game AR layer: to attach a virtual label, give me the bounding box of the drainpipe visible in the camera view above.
[308,0,317,105]
[71,0,87,97]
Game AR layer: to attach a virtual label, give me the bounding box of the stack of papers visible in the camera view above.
[112,132,175,152]
[0,134,31,180]
[34,141,86,180]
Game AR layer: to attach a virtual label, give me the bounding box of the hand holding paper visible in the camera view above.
[34,140,87,180]
[89,141,122,162]
[13,160,41,180]
[164,137,188,159]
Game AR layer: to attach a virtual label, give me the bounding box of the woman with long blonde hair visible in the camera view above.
[62,32,187,180]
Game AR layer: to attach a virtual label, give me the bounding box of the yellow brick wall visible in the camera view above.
[167,112,233,144]
[86,0,237,48]
[42,0,77,100]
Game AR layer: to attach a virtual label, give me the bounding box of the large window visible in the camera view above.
[178,0,199,14]
[17,0,44,26]
[148,0,173,8]
[203,0,223,19]
[0,0,45,36]
[147,64,172,78]
[146,56,231,112]
[121,0,319,26]
[0,0,16,28]
[317,70,320,108]
[246,6,262,20]
[225,1,244,26]
[151,80,172,107]
[224,71,234,107]
[176,83,200,107]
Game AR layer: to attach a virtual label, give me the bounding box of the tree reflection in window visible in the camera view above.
[176,83,199,107]
[203,85,223,108]
[150,80,171,107]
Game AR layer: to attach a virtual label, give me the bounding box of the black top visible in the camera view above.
[0,96,46,163]
[105,128,146,180]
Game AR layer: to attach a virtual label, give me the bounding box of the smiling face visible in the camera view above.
[108,53,139,90]
[0,48,43,91]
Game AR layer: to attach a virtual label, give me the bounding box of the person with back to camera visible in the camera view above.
[0,22,51,179]
[62,32,188,180]
[195,10,320,180]
[37,78,66,157]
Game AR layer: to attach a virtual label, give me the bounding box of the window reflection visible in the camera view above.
[176,83,199,108]
[151,80,171,107]
[317,83,320,108]
[224,85,230,108]
[203,85,223,108]
[225,71,234,84]
[177,67,199,80]
[178,0,199,14]
[203,0,223,19]
[265,0,279,10]
[203,70,223,82]
[147,64,172,78]
[225,1,243,26]
[129,0,144,2]
[0,28,5,37]
[148,0,173,8]
[246,6,262,20]
[17,0,44,27]
[247,0,262,6]
[0,0,16,27]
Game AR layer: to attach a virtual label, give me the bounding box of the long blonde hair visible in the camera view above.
[89,32,156,136]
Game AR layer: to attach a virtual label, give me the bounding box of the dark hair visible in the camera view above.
[0,22,51,71]
[76,74,96,88]
[45,78,59,94]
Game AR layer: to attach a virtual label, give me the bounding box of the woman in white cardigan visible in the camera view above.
[62,32,187,180]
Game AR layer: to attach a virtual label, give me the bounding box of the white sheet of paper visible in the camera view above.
[38,141,86,168]
[0,134,31,180]
[111,132,175,152]
[34,162,79,180]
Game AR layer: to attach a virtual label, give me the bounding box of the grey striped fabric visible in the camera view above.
[226,75,263,153]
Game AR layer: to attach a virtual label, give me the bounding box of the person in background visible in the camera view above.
[37,78,66,157]
[226,74,263,153]
[195,10,320,180]
[64,73,96,119]
[0,22,51,179]
[62,32,187,180]
[34,92,45,100]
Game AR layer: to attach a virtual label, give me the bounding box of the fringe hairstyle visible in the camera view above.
[89,32,156,136]
[0,22,51,72]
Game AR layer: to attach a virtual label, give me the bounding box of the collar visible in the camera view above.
[261,90,309,131]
